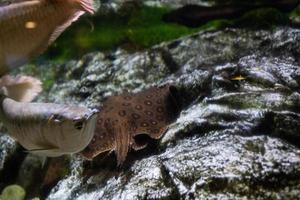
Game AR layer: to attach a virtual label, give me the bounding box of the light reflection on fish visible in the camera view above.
[0,75,98,156]
[0,0,95,76]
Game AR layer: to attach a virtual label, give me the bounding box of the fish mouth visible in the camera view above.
[72,108,98,125]
[85,108,99,120]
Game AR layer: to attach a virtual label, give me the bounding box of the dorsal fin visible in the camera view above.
[42,0,95,54]
[0,75,42,102]
[73,0,95,14]
[47,11,84,46]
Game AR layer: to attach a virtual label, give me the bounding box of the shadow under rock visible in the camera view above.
[252,111,300,147]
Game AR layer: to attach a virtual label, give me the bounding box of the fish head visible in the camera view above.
[48,107,99,154]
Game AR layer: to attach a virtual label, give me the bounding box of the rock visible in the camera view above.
[46,157,84,200]
[0,135,18,174]
[40,157,71,198]
[40,27,300,199]
[16,154,44,198]
[0,134,24,190]
[161,134,300,199]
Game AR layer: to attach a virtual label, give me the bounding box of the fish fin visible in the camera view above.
[41,156,48,168]
[25,148,60,156]
[114,121,130,166]
[48,11,85,47]
[31,10,85,58]
[47,0,94,46]
[36,155,48,168]
[74,0,95,14]
[0,75,42,102]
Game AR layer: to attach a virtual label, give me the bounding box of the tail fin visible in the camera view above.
[0,75,42,102]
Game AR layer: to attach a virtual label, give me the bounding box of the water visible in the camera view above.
[1,1,300,200]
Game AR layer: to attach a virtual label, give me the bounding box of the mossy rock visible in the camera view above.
[234,8,290,28]
[42,5,207,61]
[0,185,26,200]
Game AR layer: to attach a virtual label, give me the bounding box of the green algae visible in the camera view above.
[0,185,25,200]
[290,4,300,16]
[42,6,219,61]
[45,5,291,62]
[290,4,300,23]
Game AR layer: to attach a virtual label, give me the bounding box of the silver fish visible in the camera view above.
[0,96,98,156]
[0,0,95,76]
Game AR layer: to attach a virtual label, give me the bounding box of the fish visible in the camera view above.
[0,0,95,76]
[80,84,181,165]
[0,75,98,157]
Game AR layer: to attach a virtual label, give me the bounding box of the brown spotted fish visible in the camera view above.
[0,0,95,76]
[81,85,180,165]
[0,75,98,157]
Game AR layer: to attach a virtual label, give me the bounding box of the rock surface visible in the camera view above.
[38,27,300,199]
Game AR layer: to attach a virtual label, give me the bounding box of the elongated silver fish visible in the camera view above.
[0,96,98,156]
[0,75,98,156]
[0,0,95,76]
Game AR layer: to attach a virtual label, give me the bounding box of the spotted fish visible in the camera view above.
[0,0,94,76]
[81,85,180,165]
[0,75,98,157]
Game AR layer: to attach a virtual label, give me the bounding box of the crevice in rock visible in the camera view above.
[252,111,300,148]
[158,48,181,74]
[159,159,182,199]
[0,146,26,191]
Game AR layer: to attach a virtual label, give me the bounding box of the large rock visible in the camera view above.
[0,134,24,191]
[37,27,300,199]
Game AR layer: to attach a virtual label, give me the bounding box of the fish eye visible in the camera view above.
[74,121,84,130]
[51,114,64,123]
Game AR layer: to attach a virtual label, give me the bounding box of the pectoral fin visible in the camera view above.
[25,143,61,156]
[114,121,131,166]
[26,148,60,154]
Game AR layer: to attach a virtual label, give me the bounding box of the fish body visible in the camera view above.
[81,85,180,165]
[0,96,98,156]
[0,0,94,76]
